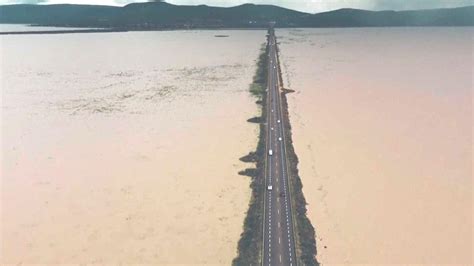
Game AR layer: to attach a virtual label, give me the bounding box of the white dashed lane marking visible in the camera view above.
[264,35,296,266]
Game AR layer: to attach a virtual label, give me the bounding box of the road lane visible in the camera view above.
[262,28,297,266]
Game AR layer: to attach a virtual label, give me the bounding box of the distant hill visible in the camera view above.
[115,2,307,28]
[298,6,474,27]
[0,2,305,28]
[0,2,472,29]
[0,4,120,27]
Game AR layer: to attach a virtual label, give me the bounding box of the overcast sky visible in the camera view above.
[1,0,473,13]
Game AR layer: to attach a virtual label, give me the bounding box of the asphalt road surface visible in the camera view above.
[262,29,298,266]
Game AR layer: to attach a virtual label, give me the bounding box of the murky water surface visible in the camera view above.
[278,28,472,264]
[1,30,265,264]
[0,24,97,32]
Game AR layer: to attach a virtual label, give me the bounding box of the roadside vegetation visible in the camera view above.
[275,39,319,266]
[233,35,269,266]
[234,30,318,266]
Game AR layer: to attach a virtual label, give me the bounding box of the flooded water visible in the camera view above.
[278,28,473,264]
[0,24,96,32]
[1,30,265,264]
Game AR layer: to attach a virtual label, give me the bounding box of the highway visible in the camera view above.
[262,28,297,266]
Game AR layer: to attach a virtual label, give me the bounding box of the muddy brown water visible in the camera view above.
[278,27,472,264]
[1,30,265,264]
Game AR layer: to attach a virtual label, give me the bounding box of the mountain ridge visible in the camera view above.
[0,2,472,28]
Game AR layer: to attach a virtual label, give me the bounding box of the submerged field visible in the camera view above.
[278,27,472,264]
[1,30,265,264]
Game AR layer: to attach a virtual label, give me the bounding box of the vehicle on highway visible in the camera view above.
[268,185,273,191]
[268,149,273,156]
[278,137,282,141]
[277,120,280,123]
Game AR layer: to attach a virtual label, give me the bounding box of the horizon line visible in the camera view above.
[1,1,473,15]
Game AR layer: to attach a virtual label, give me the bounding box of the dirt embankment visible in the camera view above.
[233,34,270,265]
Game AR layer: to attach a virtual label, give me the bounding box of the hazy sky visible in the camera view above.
[1,0,473,12]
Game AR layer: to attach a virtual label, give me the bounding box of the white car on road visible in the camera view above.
[268,149,273,156]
